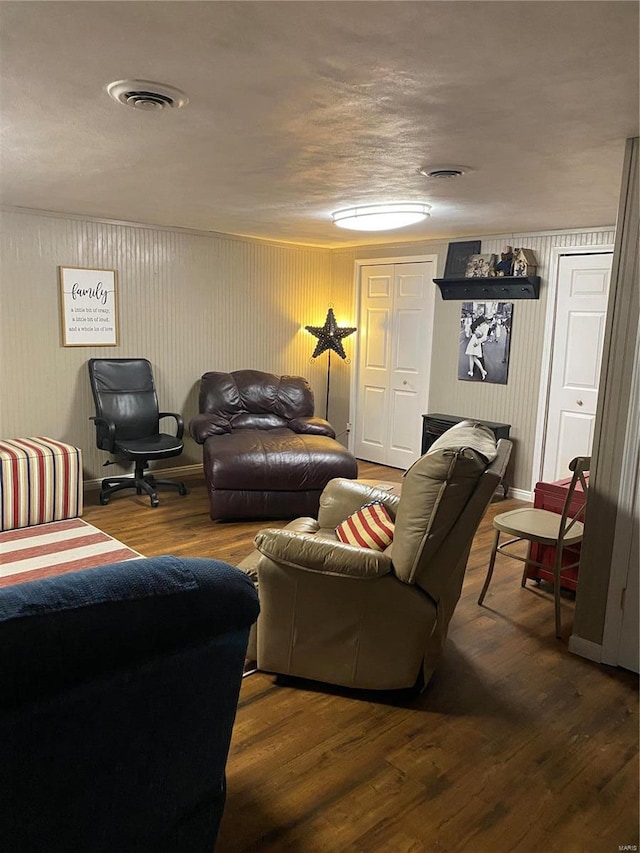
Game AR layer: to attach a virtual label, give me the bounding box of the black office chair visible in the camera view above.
[88,358,188,507]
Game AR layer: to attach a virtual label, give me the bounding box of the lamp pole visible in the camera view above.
[305,307,356,422]
[325,350,331,420]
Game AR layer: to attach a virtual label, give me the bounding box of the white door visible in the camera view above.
[542,253,612,481]
[354,260,435,468]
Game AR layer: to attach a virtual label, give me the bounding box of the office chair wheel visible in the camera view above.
[150,497,160,508]
[99,494,110,506]
[178,484,188,496]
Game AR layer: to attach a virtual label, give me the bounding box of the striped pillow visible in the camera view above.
[336,502,395,551]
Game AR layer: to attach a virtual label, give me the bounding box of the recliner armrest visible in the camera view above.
[317,478,400,529]
[288,416,336,439]
[159,411,185,440]
[254,528,392,579]
[189,413,232,443]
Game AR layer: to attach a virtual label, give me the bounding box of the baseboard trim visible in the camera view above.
[83,463,202,491]
[83,468,533,499]
[508,487,532,502]
[568,634,603,663]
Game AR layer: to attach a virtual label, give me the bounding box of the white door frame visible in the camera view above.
[531,244,615,491]
[601,320,640,667]
[349,254,438,457]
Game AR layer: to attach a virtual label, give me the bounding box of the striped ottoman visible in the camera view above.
[0,437,83,532]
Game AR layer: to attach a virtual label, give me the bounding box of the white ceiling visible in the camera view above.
[1,1,638,248]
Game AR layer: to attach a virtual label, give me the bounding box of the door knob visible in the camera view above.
[576,399,584,406]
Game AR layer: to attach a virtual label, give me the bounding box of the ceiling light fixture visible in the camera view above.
[331,202,431,232]
[106,79,189,111]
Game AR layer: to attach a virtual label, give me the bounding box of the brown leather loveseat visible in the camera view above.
[190,370,358,520]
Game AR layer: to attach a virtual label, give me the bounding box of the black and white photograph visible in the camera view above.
[458,301,513,385]
[464,253,497,278]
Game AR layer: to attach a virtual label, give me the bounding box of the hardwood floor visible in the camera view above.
[83,464,639,853]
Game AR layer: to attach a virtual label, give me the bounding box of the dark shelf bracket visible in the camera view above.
[433,276,541,300]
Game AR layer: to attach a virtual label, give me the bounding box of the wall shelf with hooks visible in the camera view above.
[433,276,540,300]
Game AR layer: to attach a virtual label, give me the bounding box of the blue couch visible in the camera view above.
[0,555,259,853]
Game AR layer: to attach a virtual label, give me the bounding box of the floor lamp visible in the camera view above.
[305,307,356,420]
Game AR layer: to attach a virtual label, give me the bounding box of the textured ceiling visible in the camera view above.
[1,1,638,247]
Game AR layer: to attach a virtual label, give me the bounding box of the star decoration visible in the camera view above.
[305,308,356,360]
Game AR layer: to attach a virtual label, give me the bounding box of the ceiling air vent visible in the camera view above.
[417,165,468,179]
[106,80,189,111]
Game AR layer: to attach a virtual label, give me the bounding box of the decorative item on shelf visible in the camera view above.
[513,248,537,277]
[305,306,356,419]
[494,246,514,277]
[465,253,497,278]
[443,240,481,278]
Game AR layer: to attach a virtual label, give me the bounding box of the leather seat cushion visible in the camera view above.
[115,433,184,458]
[203,429,357,491]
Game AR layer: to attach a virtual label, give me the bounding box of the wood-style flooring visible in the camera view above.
[82,463,639,853]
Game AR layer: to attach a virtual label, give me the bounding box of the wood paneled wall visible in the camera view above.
[0,209,614,491]
[574,137,639,649]
[0,211,332,481]
[330,227,615,493]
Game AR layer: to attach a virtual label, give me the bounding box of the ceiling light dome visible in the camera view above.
[332,202,431,232]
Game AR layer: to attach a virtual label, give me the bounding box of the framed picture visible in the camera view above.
[459,301,513,385]
[443,240,481,278]
[465,253,497,278]
[58,266,118,346]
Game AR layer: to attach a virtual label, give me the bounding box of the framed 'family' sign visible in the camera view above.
[59,266,119,346]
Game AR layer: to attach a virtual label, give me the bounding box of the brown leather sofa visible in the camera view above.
[238,421,512,691]
[190,370,358,520]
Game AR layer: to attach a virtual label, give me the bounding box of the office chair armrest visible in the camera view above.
[90,415,116,453]
[158,412,185,440]
[254,528,393,579]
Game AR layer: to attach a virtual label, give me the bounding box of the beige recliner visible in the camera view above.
[238,421,512,691]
